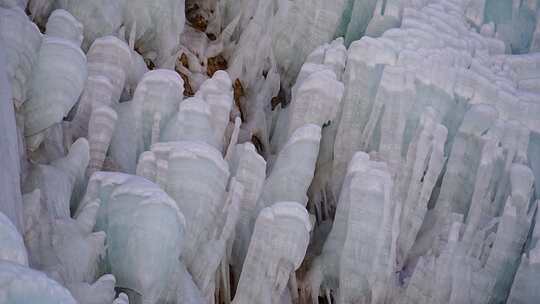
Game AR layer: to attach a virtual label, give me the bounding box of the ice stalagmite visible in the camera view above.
[21,139,114,304]
[161,97,214,145]
[233,202,311,304]
[467,0,539,54]
[271,0,347,88]
[395,108,447,268]
[0,260,77,304]
[87,106,118,177]
[109,69,183,173]
[77,172,187,304]
[0,6,41,109]
[122,0,186,66]
[507,209,540,303]
[0,0,27,8]
[55,0,123,50]
[0,26,25,234]
[162,71,234,151]
[262,124,321,207]
[271,51,344,153]
[308,152,397,303]
[132,70,184,151]
[337,159,396,304]
[295,39,348,219]
[419,104,500,254]
[0,212,28,266]
[193,70,234,151]
[228,142,266,277]
[332,37,397,196]
[45,9,84,46]
[147,141,233,301]
[23,9,86,145]
[71,36,130,139]
[336,0,378,45]
[1,0,540,303]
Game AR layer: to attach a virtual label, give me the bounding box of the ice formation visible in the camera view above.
[233,202,312,304]
[77,172,187,304]
[1,0,540,304]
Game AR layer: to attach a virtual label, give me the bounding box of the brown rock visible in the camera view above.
[179,73,194,97]
[190,15,208,32]
[233,79,246,121]
[207,54,228,76]
[179,53,189,69]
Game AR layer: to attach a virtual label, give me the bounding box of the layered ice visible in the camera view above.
[78,172,186,304]
[0,0,539,303]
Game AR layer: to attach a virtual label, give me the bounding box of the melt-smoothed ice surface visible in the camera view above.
[1,0,540,303]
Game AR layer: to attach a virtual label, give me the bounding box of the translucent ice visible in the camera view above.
[23,28,86,138]
[233,202,311,304]
[78,172,186,304]
[0,260,77,304]
[0,212,28,266]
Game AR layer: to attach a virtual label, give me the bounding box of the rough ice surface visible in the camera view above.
[77,172,187,304]
[233,201,312,304]
[0,31,25,234]
[0,212,28,266]
[0,260,77,304]
[1,0,540,304]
